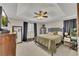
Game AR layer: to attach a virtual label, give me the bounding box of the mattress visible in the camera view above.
[37,34,62,44]
[35,33,62,54]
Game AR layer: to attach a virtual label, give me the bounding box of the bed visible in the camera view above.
[35,28,63,55]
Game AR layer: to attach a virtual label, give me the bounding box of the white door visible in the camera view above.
[13,27,22,43]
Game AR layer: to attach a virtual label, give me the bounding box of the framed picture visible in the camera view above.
[12,26,22,43]
[0,6,8,30]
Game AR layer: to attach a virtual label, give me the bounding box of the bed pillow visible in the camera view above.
[58,32,63,36]
[48,32,54,35]
[53,31,58,35]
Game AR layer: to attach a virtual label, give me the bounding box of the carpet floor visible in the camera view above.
[16,41,77,56]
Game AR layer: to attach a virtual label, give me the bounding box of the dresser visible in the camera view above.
[0,33,16,56]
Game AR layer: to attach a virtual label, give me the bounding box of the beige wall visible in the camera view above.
[7,19,64,37]
[7,19,24,39]
[36,20,64,35]
[45,20,63,33]
[8,19,44,37]
[37,23,43,35]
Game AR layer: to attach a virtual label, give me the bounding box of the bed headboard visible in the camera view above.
[48,28,62,32]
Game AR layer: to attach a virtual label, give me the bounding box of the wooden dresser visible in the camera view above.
[0,33,16,56]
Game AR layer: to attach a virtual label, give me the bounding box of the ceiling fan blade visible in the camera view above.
[39,11,42,14]
[43,16,48,18]
[34,16,38,18]
[44,12,47,15]
[34,12,39,15]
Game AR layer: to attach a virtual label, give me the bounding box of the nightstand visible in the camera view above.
[70,37,77,51]
[64,37,71,47]
[64,37,77,51]
[70,41,77,51]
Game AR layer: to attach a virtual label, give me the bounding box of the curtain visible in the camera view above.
[70,20,74,33]
[63,19,76,35]
[0,6,2,30]
[72,19,76,28]
[64,20,69,35]
[34,23,37,37]
[23,22,28,41]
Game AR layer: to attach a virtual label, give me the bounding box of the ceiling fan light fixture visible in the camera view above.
[37,16,43,19]
[34,10,48,20]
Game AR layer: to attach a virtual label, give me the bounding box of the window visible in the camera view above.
[27,23,34,39]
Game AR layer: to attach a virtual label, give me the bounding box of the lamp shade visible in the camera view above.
[65,32,68,36]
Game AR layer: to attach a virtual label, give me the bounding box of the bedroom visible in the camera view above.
[0,3,78,56]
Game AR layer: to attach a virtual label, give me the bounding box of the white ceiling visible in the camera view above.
[0,3,77,23]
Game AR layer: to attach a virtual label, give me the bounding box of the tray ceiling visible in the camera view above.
[0,3,77,23]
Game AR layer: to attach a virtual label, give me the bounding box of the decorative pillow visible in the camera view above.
[53,32,58,35]
[48,32,54,35]
[58,32,63,36]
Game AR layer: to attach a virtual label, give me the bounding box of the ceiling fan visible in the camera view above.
[34,11,48,19]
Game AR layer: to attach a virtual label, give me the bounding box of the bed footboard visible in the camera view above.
[34,37,56,56]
